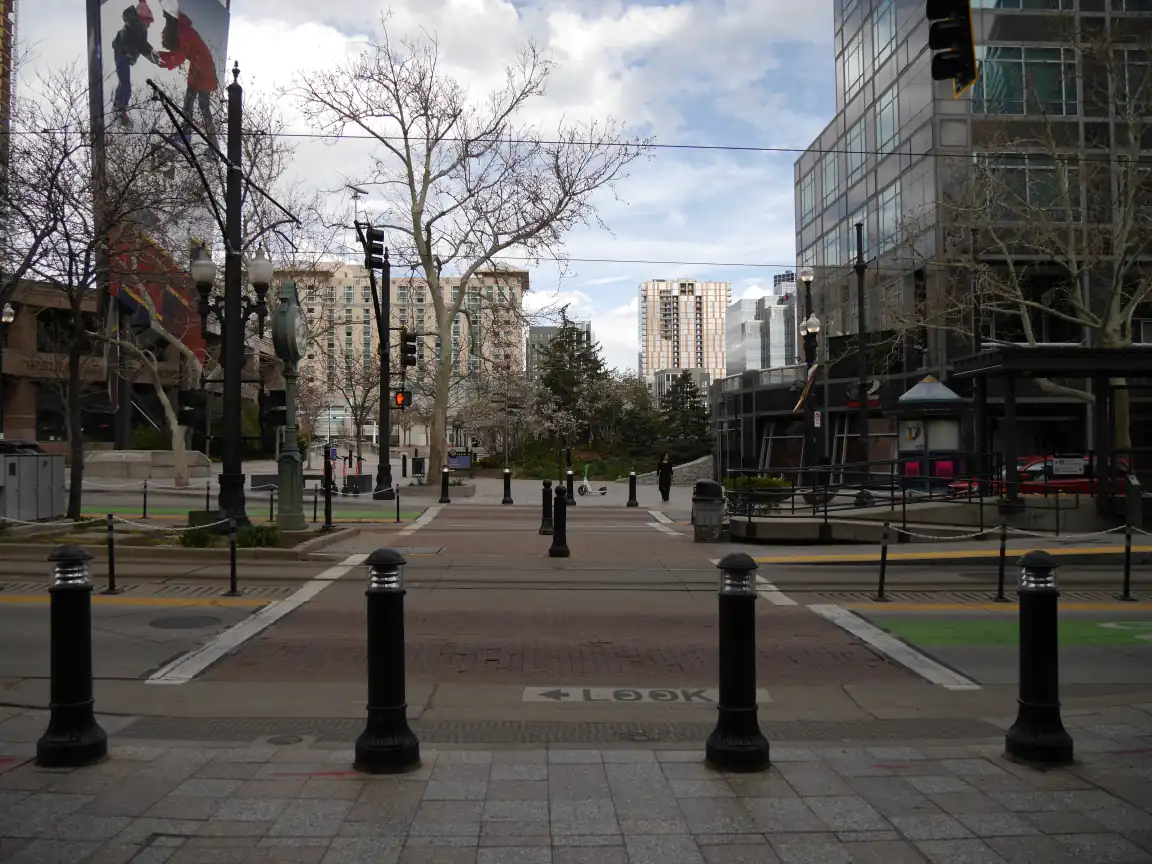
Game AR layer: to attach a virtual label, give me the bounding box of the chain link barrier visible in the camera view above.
[110,515,231,533]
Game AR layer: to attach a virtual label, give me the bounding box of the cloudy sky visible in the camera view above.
[18,0,835,370]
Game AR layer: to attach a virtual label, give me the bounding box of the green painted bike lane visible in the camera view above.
[854,608,1152,687]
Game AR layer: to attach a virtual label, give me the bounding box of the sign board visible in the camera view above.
[447,453,472,470]
[1052,457,1084,476]
[522,686,771,704]
[328,447,337,461]
[813,410,822,429]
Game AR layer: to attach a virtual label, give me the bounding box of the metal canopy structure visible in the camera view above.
[951,346,1150,516]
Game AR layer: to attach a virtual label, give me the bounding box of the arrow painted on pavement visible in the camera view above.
[540,689,570,701]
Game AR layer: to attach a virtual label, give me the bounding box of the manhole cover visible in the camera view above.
[150,616,223,630]
[267,735,303,746]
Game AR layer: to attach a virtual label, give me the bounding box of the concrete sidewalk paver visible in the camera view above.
[1,704,1151,862]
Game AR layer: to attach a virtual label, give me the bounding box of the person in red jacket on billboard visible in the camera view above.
[157,0,219,148]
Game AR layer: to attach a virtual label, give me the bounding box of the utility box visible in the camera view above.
[691,479,726,543]
[0,453,66,522]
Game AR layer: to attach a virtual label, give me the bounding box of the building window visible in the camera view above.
[972,46,1078,116]
[1120,49,1151,115]
[847,207,869,261]
[821,152,839,209]
[800,171,817,224]
[344,286,354,303]
[821,224,842,268]
[845,119,866,186]
[844,31,865,102]
[878,180,901,253]
[872,0,896,67]
[977,154,1081,222]
[842,0,859,21]
[800,244,816,268]
[876,84,899,155]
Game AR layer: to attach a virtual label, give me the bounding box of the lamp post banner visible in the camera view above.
[100,0,230,137]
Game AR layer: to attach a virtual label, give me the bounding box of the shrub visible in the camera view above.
[132,426,170,450]
[180,528,216,548]
[238,524,280,548]
[723,476,792,491]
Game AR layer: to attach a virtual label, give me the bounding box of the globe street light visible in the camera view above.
[0,302,16,441]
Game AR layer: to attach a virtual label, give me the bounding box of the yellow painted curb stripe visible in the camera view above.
[755,546,1152,565]
[0,596,271,608]
[847,602,1152,612]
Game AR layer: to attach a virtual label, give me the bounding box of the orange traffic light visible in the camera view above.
[393,390,411,410]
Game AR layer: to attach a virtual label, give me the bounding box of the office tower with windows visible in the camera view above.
[638,279,730,381]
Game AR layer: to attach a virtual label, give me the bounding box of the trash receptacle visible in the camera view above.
[692,479,726,543]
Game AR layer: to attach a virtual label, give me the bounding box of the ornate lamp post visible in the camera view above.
[190,244,275,526]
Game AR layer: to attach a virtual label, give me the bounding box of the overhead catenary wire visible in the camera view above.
[19,124,1152,167]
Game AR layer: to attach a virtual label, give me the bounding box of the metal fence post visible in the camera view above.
[225,517,240,597]
[103,514,120,595]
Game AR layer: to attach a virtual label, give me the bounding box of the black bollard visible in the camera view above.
[269,489,275,522]
[313,485,319,524]
[323,456,335,532]
[705,553,770,772]
[993,523,1009,603]
[439,467,451,504]
[206,478,211,512]
[548,486,569,558]
[36,545,108,768]
[565,468,575,506]
[142,480,149,519]
[402,453,408,478]
[395,486,401,524]
[874,522,890,603]
[354,548,421,774]
[502,468,513,505]
[1120,522,1135,602]
[539,480,554,535]
[626,471,638,508]
[1004,550,1073,766]
[104,514,121,595]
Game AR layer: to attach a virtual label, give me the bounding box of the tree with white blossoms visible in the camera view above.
[289,18,653,475]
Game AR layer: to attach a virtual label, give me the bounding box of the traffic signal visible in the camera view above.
[393,390,412,411]
[926,0,978,97]
[176,389,208,428]
[363,226,385,271]
[261,389,287,427]
[400,328,418,367]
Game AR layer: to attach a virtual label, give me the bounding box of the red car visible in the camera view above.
[949,454,1131,497]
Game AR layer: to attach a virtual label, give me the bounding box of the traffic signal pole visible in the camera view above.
[358,224,394,502]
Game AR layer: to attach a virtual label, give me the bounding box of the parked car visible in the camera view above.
[949,454,1131,497]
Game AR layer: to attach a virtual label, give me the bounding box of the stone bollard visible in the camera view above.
[1005,550,1073,765]
[354,549,421,774]
[539,480,554,535]
[402,453,408,478]
[439,467,451,505]
[626,472,639,508]
[36,545,108,768]
[502,468,513,505]
[549,486,570,558]
[705,553,770,773]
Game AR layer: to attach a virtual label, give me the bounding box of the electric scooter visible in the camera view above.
[577,464,608,496]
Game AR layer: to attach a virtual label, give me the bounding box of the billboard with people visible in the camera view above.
[101,0,229,143]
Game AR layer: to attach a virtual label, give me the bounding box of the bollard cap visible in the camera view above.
[566,468,573,475]
[366,547,407,591]
[1018,549,1059,593]
[717,552,758,595]
[555,485,566,500]
[48,544,93,587]
[543,479,553,488]
[504,468,511,475]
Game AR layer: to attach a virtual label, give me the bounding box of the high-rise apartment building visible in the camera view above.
[638,279,729,381]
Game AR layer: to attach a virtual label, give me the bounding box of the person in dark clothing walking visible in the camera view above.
[112,1,159,128]
[656,453,673,503]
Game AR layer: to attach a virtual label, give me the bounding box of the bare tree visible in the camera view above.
[289,20,653,474]
[319,342,381,464]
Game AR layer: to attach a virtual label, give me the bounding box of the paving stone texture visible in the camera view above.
[3,703,1152,863]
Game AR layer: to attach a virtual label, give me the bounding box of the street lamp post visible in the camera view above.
[0,302,15,441]
[853,222,869,473]
[797,268,822,472]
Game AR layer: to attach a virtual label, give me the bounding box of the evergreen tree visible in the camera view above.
[617,374,660,456]
[659,371,711,461]
[539,308,608,442]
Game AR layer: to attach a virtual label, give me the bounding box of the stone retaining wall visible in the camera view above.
[621,454,714,486]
